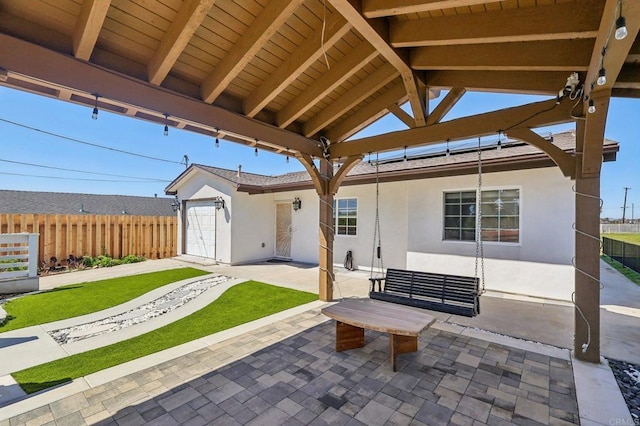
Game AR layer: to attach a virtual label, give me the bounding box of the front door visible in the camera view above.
[275,203,292,258]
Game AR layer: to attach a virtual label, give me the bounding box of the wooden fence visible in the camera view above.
[0,214,177,265]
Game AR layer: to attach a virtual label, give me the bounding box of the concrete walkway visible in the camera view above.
[0,257,637,424]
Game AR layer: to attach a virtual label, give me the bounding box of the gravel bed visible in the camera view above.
[609,358,640,422]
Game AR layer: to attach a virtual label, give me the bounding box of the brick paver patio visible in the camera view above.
[2,307,579,426]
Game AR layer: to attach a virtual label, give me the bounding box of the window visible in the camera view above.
[443,189,519,243]
[334,198,357,236]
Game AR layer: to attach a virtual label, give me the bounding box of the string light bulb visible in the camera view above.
[286,148,290,163]
[497,130,502,151]
[446,139,450,157]
[215,128,220,148]
[615,15,628,40]
[163,113,169,136]
[254,147,258,157]
[588,99,596,114]
[403,146,407,162]
[597,68,607,86]
[92,94,99,120]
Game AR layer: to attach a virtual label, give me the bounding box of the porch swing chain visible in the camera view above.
[370,153,384,278]
[474,137,486,294]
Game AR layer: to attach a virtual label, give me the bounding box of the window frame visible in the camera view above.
[333,197,358,237]
[442,187,521,245]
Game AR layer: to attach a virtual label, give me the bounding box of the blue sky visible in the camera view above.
[0,86,637,219]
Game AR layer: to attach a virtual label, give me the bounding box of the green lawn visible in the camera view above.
[0,268,208,332]
[602,255,640,286]
[602,233,640,244]
[13,281,316,393]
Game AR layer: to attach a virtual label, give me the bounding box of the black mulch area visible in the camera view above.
[609,358,640,422]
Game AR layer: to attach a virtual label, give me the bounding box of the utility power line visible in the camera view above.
[0,117,183,165]
[0,158,169,182]
[0,172,171,183]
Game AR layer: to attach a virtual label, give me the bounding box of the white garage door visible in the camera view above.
[185,201,216,258]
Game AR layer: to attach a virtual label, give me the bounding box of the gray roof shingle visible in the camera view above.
[0,190,175,216]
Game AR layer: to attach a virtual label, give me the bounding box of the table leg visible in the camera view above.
[390,334,418,372]
[335,321,365,352]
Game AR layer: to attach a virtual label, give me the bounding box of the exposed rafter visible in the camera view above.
[148,0,216,85]
[329,0,428,126]
[412,39,594,71]
[390,0,603,47]
[72,0,111,61]
[325,83,407,142]
[426,87,465,125]
[362,0,506,18]
[304,64,398,137]
[277,43,378,128]
[330,97,574,158]
[243,16,351,117]
[200,0,304,104]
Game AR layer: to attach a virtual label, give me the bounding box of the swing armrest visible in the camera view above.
[369,277,385,293]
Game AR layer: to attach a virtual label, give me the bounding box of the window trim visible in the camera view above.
[441,186,522,246]
[334,197,358,237]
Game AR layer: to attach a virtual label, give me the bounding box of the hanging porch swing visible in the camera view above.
[368,138,487,318]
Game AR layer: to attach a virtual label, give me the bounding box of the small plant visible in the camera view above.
[0,258,28,272]
[79,254,145,269]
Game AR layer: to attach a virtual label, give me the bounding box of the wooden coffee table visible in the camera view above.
[321,298,436,371]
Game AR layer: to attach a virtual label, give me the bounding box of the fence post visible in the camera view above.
[28,233,39,278]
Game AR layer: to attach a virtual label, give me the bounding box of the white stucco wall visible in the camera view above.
[172,170,234,263]
[229,192,276,264]
[333,181,408,271]
[404,167,575,300]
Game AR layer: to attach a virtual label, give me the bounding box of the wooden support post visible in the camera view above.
[319,159,334,301]
[574,121,601,363]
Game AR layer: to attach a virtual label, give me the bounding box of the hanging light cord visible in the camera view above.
[0,117,184,165]
[321,0,330,70]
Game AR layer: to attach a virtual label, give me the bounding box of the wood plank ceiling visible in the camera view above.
[0,0,638,159]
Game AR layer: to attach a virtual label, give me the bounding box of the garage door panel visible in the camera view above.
[185,201,216,258]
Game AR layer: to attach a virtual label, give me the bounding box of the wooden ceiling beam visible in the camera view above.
[362,0,506,18]
[277,42,378,128]
[304,64,398,137]
[581,0,640,176]
[614,63,640,89]
[329,97,575,158]
[584,0,640,106]
[387,103,415,128]
[0,33,321,157]
[244,16,351,117]
[325,82,407,142]
[72,0,111,61]
[411,39,593,72]
[200,0,303,104]
[329,0,427,126]
[425,70,569,95]
[391,0,603,47]
[147,0,216,85]
[426,87,465,125]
